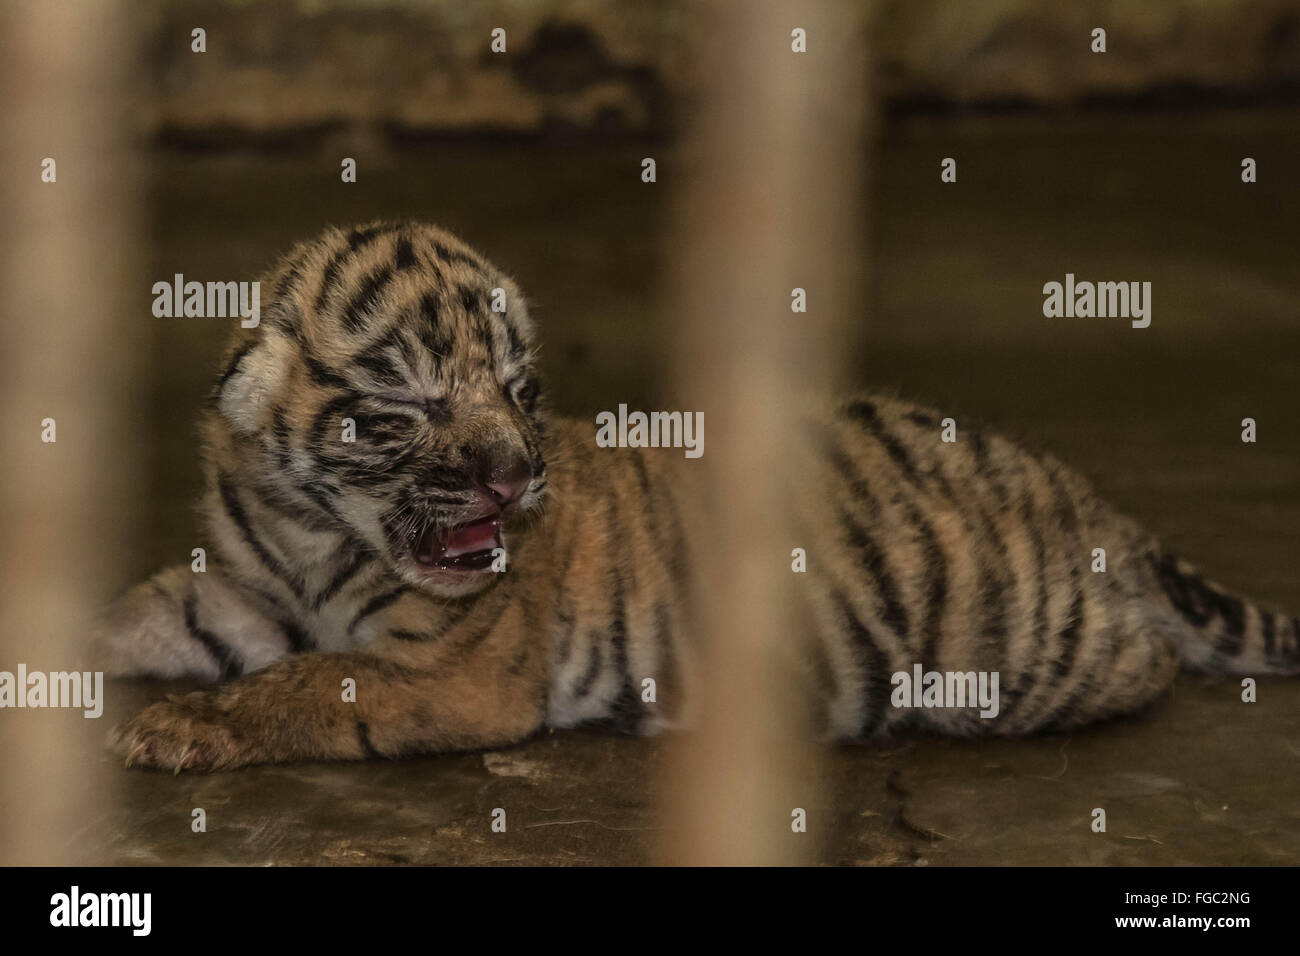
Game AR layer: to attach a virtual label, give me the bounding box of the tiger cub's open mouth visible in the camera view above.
[412,515,503,572]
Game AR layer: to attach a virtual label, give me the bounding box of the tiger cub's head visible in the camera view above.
[209,220,548,597]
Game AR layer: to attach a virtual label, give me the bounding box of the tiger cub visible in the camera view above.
[101,220,1299,771]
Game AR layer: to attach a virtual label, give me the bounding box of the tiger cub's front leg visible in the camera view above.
[108,587,549,772]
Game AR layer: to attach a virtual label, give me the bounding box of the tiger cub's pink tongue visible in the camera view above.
[443,516,501,557]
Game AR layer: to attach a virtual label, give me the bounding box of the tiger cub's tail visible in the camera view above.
[1151,552,1300,676]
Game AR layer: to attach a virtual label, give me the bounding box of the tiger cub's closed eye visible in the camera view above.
[374,394,452,421]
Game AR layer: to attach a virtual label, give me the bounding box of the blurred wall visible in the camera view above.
[134,0,1300,151]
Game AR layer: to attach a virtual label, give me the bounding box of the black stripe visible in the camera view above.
[1013,576,1085,732]
[318,446,418,485]
[388,594,478,644]
[217,563,291,620]
[347,586,410,637]
[450,585,514,653]
[270,408,292,447]
[274,262,302,301]
[431,241,484,271]
[394,237,417,271]
[910,441,1011,681]
[342,266,393,333]
[952,458,1015,675]
[971,514,1010,671]
[1213,603,1248,656]
[459,288,499,363]
[218,475,306,601]
[1004,466,1084,729]
[603,567,641,733]
[354,350,406,388]
[907,503,949,666]
[553,596,575,669]
[269,300,302,337]
[1051,579,1086,681]
[602,482,642,729]
[313,251,348,315]
[352,327,413,387]
[971,430,989,472]
[1152,553,1246,649]
[904,410,936,428]
[839,506,909,641]
[999,490,1051,720]
[572,639,604,699]
[971,430,1012,509]
[303,353,351,390]
[457,606,506,658]
[279,618,314,653]
[434,597,478,638]
[352,412,419,440]
[506,644,532,676]
[355,719,382,759]
[844,400,923,487]
[501,316,526,363]
[313,545,370,609]
[1041,620,1123,732]
[308,394,357,448]
[821,425,882,518]
[183,595,243,679]
[299,481,348,526]
[348,225,385,251]
[477,314,501,368]
[830,587,890,738]
[629,449,654,499]
[550,529,585,671]
[629,452,674,592]
[417,292,448,359]
[650,601,680,720]
[254,481,344,535]
[310,226,387,316]
[213,343,255,400]
[1047,464,1079,533]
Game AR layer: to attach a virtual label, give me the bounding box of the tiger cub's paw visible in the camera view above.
[108,692,254,773]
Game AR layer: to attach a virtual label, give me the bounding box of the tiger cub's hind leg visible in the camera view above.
[93,565,296,681]
[998,600,1183,735]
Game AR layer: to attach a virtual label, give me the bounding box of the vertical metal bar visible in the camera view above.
[0,0,142,866]
[659,0,871,865]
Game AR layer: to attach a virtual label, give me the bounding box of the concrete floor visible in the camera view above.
[90,110,1299,865]
[81,670,1299,865]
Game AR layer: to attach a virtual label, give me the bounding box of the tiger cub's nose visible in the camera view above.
[480,454,533,507]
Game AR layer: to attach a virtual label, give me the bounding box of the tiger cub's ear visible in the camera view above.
[215,336,292,437]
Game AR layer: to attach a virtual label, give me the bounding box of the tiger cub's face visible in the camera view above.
[214,221,548,598]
